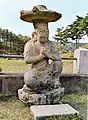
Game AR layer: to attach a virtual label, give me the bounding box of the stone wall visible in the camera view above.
[0,73,24,95]
[60,74,88,94]
[0,72,88,95]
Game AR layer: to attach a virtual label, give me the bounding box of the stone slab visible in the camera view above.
[74,48,88,74]
[30,104,79,120]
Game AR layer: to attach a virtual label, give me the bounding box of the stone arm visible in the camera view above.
[42,42,61,61]
[24,42,45,64]
[45,52,61,61]
[24,53,45,64]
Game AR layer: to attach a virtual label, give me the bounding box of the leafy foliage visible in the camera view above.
[0,28,30,55]
[54,14,88,48]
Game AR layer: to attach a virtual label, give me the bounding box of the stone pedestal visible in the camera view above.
[30,104,79,120]
[18,87,64,105]
[74,48,88,74]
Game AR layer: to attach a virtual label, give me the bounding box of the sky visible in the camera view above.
[0,0,88,43]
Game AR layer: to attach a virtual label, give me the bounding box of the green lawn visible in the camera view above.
[0,94,87,120]
[0,58,27,72]
[0,98,33,120]
[0,58,73,73]
[62,60,73,73]
[62,94,88,120]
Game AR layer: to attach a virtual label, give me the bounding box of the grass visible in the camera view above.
[0,94,87,120]
[0,58,73,73]
[0,58,27,72]
[0,52,74,73]
[0,96,33,120]
[62,60,73,73]
[38,114,82,120]
[62,94,87,107]
[62,94,88,120]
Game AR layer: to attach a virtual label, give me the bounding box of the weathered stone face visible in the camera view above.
[35,22,49,43]
[18,5,64,105]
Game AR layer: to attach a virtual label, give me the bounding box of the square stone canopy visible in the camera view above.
[30,104,79,120]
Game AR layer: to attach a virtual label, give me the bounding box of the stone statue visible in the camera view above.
[18,5,64,105]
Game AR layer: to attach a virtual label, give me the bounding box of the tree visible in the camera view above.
[54,14,88,49]
[0,28,31,54]
[54,27,67,45]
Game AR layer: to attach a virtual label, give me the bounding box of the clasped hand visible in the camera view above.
[39,47,47,58]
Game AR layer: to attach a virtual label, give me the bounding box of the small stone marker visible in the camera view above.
[74,48,88,74]
[30,104,79,120]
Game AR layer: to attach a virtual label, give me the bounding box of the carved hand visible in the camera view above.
[40,47,45,54]
[40,47,48,57]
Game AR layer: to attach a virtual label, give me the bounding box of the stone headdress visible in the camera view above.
[20,5,62,24]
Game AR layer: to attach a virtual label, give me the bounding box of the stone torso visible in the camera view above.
[24,40,51,70]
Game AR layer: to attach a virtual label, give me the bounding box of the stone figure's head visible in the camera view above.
[20,5,62,43]
[33,22,49,43]
[37,29,49,43]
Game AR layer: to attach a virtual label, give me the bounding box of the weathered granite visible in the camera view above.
[20,5,62,22]
[74,48,88,74]
[60,74,88,94]
[30,104,79,120]
[0,73,24,94]
[18,5,64,105]
[0,73,87,94]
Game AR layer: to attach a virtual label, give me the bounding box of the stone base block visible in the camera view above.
[30,104,79,120]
